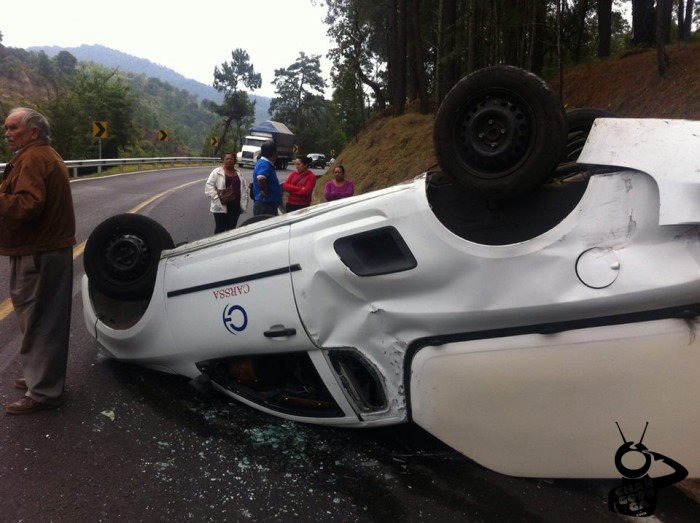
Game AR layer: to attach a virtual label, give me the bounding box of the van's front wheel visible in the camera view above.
[84,214,174,301]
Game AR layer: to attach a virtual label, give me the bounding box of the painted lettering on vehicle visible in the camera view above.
[213,284,251,300]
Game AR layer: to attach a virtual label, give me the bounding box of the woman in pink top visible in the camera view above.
[324,164,355,201]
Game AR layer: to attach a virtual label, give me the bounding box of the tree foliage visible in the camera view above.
[211,48,262,156]
[324,0,388,113]
[322,0,694,120]
[270,53,326,127]
[269,52,329,153]
[41,64,138,159]
[0,44,220,160]
[125,74,219,156]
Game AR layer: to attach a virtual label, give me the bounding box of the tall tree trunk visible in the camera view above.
[436,0,458,103]
[556,0,563,100]
[573,0,590,63]
[467,0,477,74]
[386,0,407,116]
[656,0,673,75]
[387,0,398,110]
[631,0,656,45]
[407,0,429,113]
[597,0,613,58]
[349,15,386,111]
[397,0,407,115]
[501,0,521,66]
[530,0,546,75]
[683,0,696,43]
[215,116,234,157]
[356,65,386,111]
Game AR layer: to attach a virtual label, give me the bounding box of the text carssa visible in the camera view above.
[213,284,251,300]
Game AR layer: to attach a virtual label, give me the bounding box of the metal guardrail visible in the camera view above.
[0,157,220,178]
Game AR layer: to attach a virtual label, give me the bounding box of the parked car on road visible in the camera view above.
[307,153,327,170]
[82,66,700,480]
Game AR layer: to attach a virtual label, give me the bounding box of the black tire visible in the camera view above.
[240,214,276,227]
[433,66,566,200]
[564,107,617,162]
[84,213,174,301]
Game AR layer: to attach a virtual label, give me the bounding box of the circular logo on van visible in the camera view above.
[222,304,248,334]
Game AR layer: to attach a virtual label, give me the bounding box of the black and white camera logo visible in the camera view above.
[608,422,687,517]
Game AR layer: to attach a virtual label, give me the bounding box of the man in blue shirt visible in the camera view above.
[252,141,282,216]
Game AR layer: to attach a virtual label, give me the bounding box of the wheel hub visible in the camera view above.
[104,233,149,280]
[458,96,531,178]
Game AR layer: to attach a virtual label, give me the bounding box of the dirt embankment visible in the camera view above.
[551,43,700,120]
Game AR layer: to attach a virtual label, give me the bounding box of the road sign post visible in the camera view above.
[92,121,108,164]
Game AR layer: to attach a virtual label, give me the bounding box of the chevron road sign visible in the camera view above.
[92,121,108,138]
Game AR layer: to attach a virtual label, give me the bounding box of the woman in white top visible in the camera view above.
[205,152,249,233]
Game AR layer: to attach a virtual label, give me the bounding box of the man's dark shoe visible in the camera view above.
[5,396,60,415]
[15,378,27,391]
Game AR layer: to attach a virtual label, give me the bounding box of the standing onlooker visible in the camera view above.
[252,141,282,216]
[205,152,247,233]
[1,107,76,415]
[282,155,316,212]
[323,164,355,201]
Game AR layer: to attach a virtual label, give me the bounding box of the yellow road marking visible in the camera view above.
[0,179,202,321]
[0,298,12,320]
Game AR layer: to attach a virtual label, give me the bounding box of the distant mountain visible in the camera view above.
[29,44,271,121]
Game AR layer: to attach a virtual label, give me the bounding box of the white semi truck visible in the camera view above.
[236,121,295,169]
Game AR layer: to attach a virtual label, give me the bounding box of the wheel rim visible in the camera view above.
[103,232,151,282]
[456,91,533,180]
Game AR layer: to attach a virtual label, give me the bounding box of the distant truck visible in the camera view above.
[236,121,295,169]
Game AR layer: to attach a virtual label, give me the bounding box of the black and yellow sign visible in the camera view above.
[92,121,108,138]
[330,149,336,157]
[292,144,299,153]
[157,129,169,142]
[210,136,218,147]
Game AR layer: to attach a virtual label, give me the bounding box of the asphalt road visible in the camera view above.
[1,167,699,522]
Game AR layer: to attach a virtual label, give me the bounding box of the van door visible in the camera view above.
[162,223,314,363]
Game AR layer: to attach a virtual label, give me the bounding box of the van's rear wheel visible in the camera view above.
[564,107,618,162]
[434,66,567,200]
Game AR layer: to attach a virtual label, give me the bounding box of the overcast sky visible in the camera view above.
[1,0,333,98]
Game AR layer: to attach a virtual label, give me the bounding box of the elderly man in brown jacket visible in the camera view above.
[1,107,76,414]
